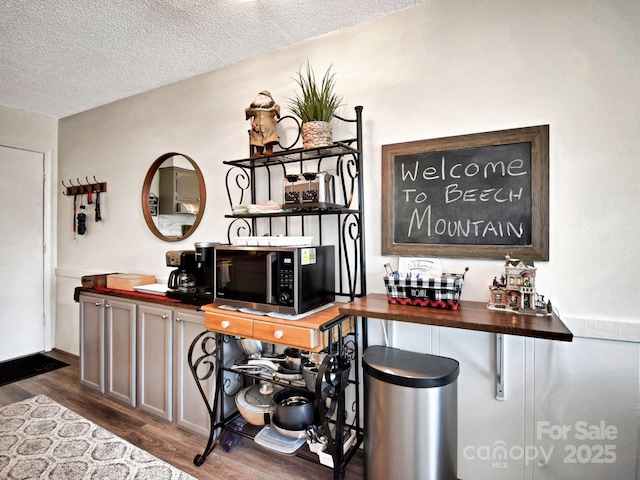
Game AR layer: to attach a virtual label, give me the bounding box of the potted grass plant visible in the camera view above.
[289,62,343,149]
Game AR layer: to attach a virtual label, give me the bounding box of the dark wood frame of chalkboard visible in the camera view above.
[381,125,549,260]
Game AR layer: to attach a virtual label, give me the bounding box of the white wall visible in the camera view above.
[0,105,58,351]
[55,0,640,478]
[0,105,58,148]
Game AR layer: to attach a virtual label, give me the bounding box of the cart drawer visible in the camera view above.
[252,320,318,350]
[204,312,253,337]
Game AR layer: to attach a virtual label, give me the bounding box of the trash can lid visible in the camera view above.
[363,345,459,388]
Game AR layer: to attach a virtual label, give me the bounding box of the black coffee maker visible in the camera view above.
[166,250,198,301]
[166,243,218,305]
[188,241,218,305]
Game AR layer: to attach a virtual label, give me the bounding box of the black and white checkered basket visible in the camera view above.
[384,268,468,309]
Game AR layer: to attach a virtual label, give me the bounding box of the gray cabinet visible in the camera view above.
[105,298,137,407]
[79,293,213,433]
[79,294,105,392]
[159,166,200,214]
[80,293,136,404]
[137,303,174,421]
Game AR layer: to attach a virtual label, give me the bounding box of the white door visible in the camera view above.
[0,145,45,361]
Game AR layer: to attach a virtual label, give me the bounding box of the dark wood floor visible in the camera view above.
[0,350,363,480]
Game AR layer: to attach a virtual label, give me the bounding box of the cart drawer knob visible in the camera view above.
[274,330,284,339]
[221,320,230,329]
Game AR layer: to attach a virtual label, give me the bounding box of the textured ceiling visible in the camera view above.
[1,0,429,119]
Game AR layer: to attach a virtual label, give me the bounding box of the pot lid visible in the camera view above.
[244,384,275,408]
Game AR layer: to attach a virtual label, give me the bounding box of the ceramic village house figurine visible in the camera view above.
[245,90,280,157]
[488,254,552,316]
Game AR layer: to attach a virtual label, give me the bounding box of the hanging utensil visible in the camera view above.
[77,192,87,235]
[73,190,77,241]
[94,186,102,221]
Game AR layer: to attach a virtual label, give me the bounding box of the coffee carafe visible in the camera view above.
[177,270,196,292]
[166,250,197,298]
[168,268,195,291]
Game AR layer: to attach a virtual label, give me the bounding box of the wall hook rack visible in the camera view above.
[62,177,107,196]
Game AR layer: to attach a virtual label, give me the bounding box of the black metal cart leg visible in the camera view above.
[188,330,222,466]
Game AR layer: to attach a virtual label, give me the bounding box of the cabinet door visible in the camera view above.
[138,304,173,421]
[175,169,199,203]
[159,167,200,213]
[105,299,137,407]
[79,294,105,392]
[174,309,212,436]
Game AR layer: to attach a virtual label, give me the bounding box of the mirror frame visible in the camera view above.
[141,152,207,242]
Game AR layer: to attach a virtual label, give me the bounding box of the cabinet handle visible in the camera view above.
[162,314,168,319]
[105,303,111,308]
[220,320,230,329]
[273,330,284,340]
[176,316,183,322]
[95,302,101,307]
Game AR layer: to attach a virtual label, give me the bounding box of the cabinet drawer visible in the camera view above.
[252,321,318,350]
[205,313,253,337]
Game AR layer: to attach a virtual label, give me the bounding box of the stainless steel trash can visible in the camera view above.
[363,346,459,480]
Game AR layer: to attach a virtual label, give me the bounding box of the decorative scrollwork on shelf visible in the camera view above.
[226,217,252,245]
[316,353,347,411]
[337,153,359,209]
[189,332,217,382]
[340,338,357,362]
[221,336,243,399]
[188,331,221,466]
[276,115,302,151]
[341,213,362,299]
[315,352,351,466]
[225,166,251,208]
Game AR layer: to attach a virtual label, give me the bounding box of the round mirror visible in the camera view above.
[141,152,206,241]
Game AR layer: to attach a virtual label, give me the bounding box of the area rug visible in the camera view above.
[0,354,69,387]
[0,395,196,480]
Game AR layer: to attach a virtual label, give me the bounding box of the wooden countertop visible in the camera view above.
[74,286,201,311]
[339,293,573,342]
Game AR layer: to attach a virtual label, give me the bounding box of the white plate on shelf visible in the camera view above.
[133,283,168,295]
[270,236,313,246]
[233,236,313,247]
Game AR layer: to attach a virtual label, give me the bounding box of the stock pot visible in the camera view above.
[272,388,316,432]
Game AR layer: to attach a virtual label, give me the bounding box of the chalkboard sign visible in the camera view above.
[382,126,549,260]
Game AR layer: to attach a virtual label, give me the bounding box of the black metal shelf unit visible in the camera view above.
[184,106,368,479]
[223,105,366,301]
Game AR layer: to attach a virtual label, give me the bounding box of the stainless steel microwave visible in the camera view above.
[215,245,335,315]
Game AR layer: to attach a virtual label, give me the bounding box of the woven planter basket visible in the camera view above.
[302,121,333,149]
